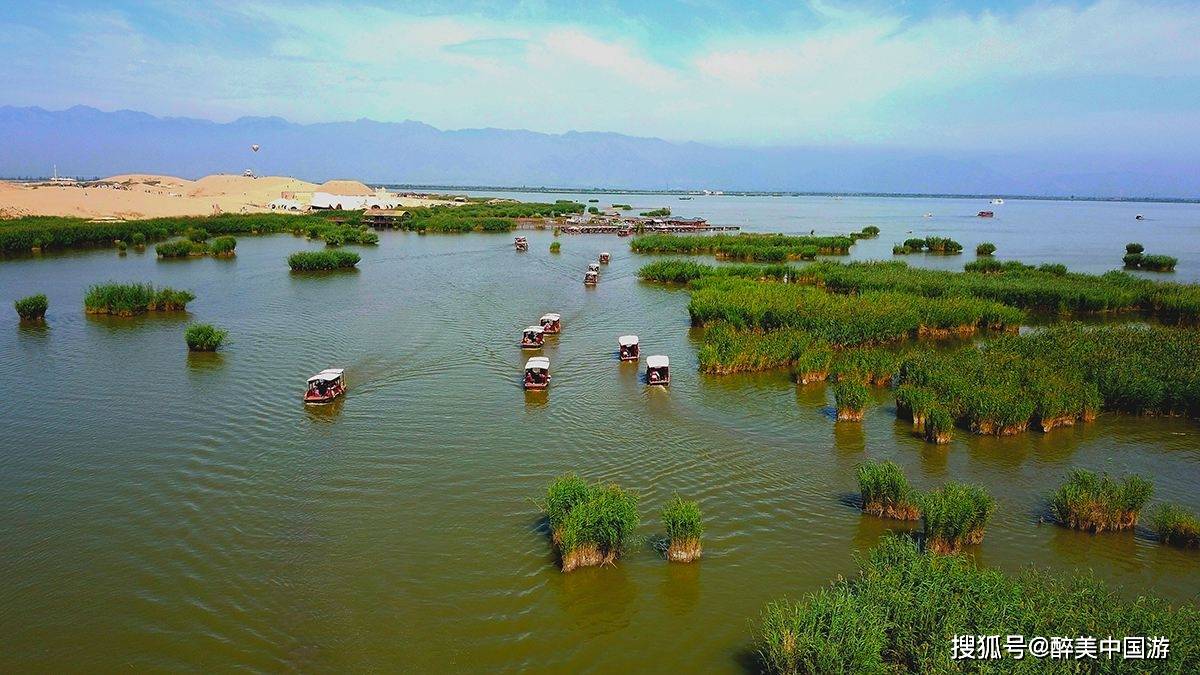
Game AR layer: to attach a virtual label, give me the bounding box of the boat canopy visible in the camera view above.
[525,356,550,370]
[646,355,669,368]
[618,335,639,346]
[600,251,610,256]
[588,262,600,271]
[540,313,560,322]
[524,325,544,334]
[307,368,344,384]
[515,236,527,241]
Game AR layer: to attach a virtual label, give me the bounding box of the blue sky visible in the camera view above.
[2,1,1199,156]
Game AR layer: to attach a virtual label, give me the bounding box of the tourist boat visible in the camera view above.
[521,325,545,349]
[524,356,550,390]
[990,198,1004,205]
[587,262,601,274]
[618,335,639,361]
[1135,214,1145,220]
[679,196,692,200]
[599,252,611,264]
[617,225,633,237]
[584,269,599,285]
[540,313,562,334]
[977,211,994,218]
[514,236,528,251]
[304,368,346,404]
[646,355,669,385]
[923,212,934,218]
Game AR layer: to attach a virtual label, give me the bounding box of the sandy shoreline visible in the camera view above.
[0,174,452,220]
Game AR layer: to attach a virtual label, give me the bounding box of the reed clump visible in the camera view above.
[1050,469,1153,533]
[156,238,207,258]
[698,323,827,375]
[976,242,996,256]
[184,323,227,352]
[631,232,855,262]
[860,225,880,238]
[83,283,194,315]
[856,461,920,520]
[923,236,963,254]
[549,241,561,253]
[15,293,48,320]
[640,207,671,217]
[1151,504,1200,548]
[397,201,581,233]
[209,236,237,256]
[833,380,870,421]
[612,203,632,210]
[543,474,639,572]
[920,483,994,553]
[661,496,703,562]
[752,534,1200,674]
[287,250,361,271]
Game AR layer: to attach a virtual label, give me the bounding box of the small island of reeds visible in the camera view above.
[661,495,703,562]
[833,380,870,421]
[83,283,195,316]
[631,232,855,262]
[184,323,227,352]
[1050,469,1153,532]
[15,293,48,321]
[753,534,1200,674]
[856,461,920,520]
[287,249,361,271]
[1151,503,1200,549]
[920,482,994,553]
[543,473,640,573]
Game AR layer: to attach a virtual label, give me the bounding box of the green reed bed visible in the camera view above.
[976,241,996,256]
[829,347,904,386]
[698,323,827,374]
[894,383,936,433]
[83,283,195,316]
[184,323,227,352]
[209,236,237,256]
[856,461,920,520]
[1130,254,1179,272]
[1151,504,1200,549]
[287,249,361,271]
[640,207,671,217]
[1050,469,1153,533]
[661,496,703,562]
[549,241,561,253]
[155,238,208,258]
[753,534,1200,674]
[923,406,955,444]
[15,293,48,320]
[631,233,855,262]
[920,483,994,553]
[833,380,870,421]
[638,259,794,284]
[542,473,640,572]
[612,203,632,210]
[791,344,834,384]
[398,201,582,233]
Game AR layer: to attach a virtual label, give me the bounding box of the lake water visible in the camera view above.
[2,194,1199,671]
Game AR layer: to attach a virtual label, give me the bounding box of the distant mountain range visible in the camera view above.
[1,105,1194,199]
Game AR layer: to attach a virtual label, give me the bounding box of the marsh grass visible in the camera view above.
[209,236,237,256]
[542,474,640,572]
[550,241,561,253]
[1151,504,1200,548]
[1050,469,1153,533]
[631,233,855,262]
[856,461,920,520]
[156,239,207,258]
[287,250,361,271]
[184,323,227,352]
[920,483,994,553]
[752,534,1200,674]
[83,283,194,316]
[15,293,48,320]
[976,242,996,256]
[833,380,870,421]
[923,406,954,444]
[661,496,703,562]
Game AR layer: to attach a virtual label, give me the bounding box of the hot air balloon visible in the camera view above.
[251,144,260,152]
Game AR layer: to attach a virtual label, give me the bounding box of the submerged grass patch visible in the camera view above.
[542,474,639,572]
[15,293,48,320]
[1151,504,1200,549]
[184,323,227,352]
[83,283,194,316]
[661,496,703,562]
[1050,469,1153,533]
[856,461,920,520]
[753,534,1200,674]
[920,483,994,553]
[287,249,361,271]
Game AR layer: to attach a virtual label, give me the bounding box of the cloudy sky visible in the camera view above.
[3,0,1199,155]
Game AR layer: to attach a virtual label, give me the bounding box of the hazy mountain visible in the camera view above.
[0,105,1192,198]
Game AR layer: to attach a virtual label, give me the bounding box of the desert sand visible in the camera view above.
[0,174,451,220]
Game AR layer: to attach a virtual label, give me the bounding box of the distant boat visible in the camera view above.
[977,211,995,218]
[990,198,1004,205]
[678,196,692,200]
[923,212,933,218]
[1135,214,1145,220]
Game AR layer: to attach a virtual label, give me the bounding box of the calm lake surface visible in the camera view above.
[2,194,1199,671]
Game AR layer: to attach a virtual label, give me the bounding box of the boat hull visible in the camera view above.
[304,390,344,404]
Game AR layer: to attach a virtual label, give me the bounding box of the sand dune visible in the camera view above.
[0,174,451,219]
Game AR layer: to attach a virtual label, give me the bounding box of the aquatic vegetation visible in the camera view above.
[860,225,880,238]
[155,239,206,258]
[131,232,146,248]
[920,483,994,553]
[184,323,227,352]
[976,242,996,256]
[611,203,632,210]
[830,347,903,386]
[549,241,561,253]
[542,474,640,572]
[631,233,855,262]
[116,240,127,253]
[1139,254,1178,272]
[892,245,912,255]
[186,227,209,243]
[833,380,870,421]
[923,236,963,254]
[287,249,361,271]
[640,207,671,217]
[587,206,599,214]
[398,201,582,233]
[894,384,936,433]
[1123,252,1143,268]
[791,344,833,384]
[1050,469,1153,533]
[1151,503,1200,549]
[638,259,794,284]
[752,534,1200,674]
[903,237,926,251]
[14,293,48,320]
[1127,242,1145,254]
[923,406,954,444]
[698,323,826,374]
[856,461,920,520]
[83,283,194,315]
[209,236,237,256]
[661,496,703,562]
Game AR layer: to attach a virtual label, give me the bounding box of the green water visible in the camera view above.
[2,231,1198,671]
